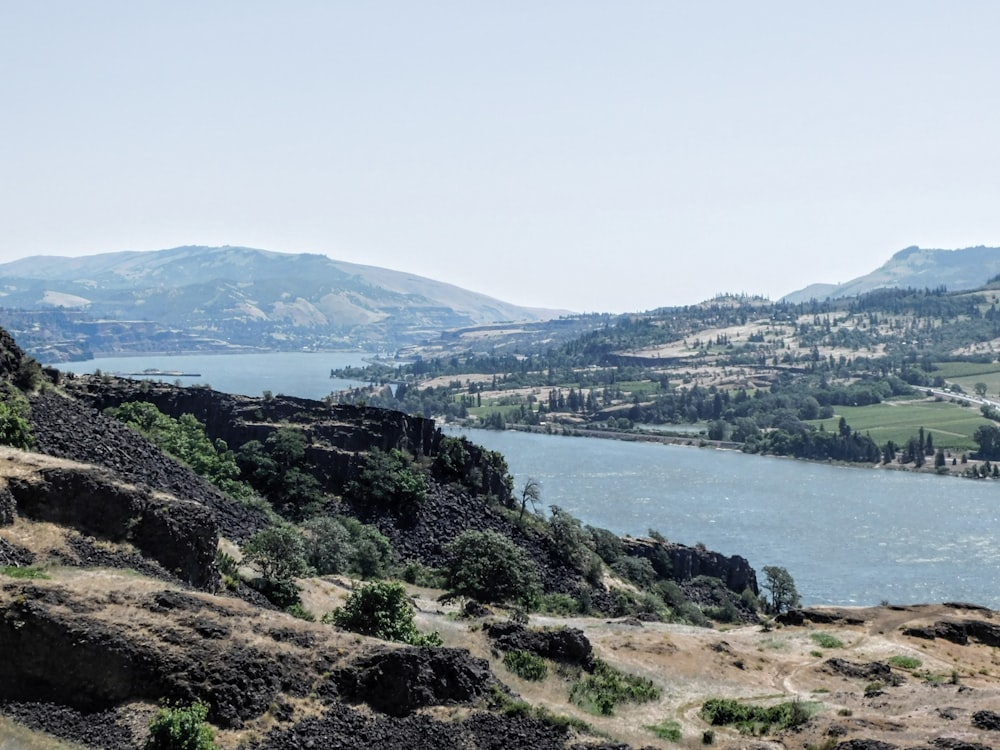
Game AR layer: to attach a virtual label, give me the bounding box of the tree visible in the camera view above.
[519,477,541,522]
[974,424,1000,460]
[326,581,440,646]
[242,525,308,583]
[345,448,427,515]
[975,382,989,398]
[761,565,800,613]
[444,530,540,606]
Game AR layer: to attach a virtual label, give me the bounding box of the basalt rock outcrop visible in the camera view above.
[621,535,758,595]
[61,375,514,501]
[0,449,217,588]
[486,621,596,670]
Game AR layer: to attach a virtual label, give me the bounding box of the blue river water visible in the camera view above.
[48,352,1000,608]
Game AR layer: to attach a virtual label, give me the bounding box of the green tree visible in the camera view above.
[762,565,800,613]
[301,516,351,575]
[242,525,308,583]
[345,448,427,515]
[444,530,540,606]
[145,702,216,750]
[975,382,989,398]
[326,581,440,646]
[974,424,1000,460]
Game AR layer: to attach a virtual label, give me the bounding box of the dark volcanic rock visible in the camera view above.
[0,702,136,750]
[835,742,898,750]
[903,619,1000,648]
[27,389,269,542]
[4,463,216,588]
[621,536,757,595]
[824,658,901,684]
[0,537,34,567]
[250,700,575,750]
[333,646,497,717]
[973,709,1000,730]
[487,621,595,670]
[777,608,867,627]
[0,582,314,728]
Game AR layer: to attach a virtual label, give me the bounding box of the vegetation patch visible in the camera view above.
[886,654,922,670]
[145,702,217,750]
[324,580,441,647]
[502,649,548,681]
[646,718,683,742]
[809,632,844,649]
[0,566,48,580]
[568,659,661,716]
[699,697,816,735]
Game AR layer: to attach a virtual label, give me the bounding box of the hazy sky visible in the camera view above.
[3,3,999,313]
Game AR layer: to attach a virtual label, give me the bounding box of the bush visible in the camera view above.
[699,697,814,734]
[886,655,922,670]
[569,659,661,716]
[112,402,254,500]
[345,448,427,515]
[145,702,216,750]
[444,530,540,607]
[325,581,441,646]
[503,650,548,681]
[809,632,844,649]
[646,719,682,742]
[0,400,34,450]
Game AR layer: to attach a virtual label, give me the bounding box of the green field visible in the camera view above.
[811,399,991,452]
[933,361,1000,399]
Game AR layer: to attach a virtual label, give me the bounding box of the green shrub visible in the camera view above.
[112,403,254,500]
[325,581,441,646]
[242,525,308,584]
[444,530,540,607]
[568,659,661,716]
[700,697,815,734]
[646,718,682,742]
[0,400,34,450]
[886,655,922,670]
[145,702,216,750]
[503,649,548,681]
[538,593,582,615]
[285,603,315,621]
[810,632,844,649]
[344,448,427,514]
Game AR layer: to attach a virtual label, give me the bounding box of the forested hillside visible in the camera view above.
[335,285,1000,473]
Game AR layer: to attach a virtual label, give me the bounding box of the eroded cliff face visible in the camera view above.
[59,376,513,502]
[0,449,217,588]
[622,536,759,595]
[0,575,501,731]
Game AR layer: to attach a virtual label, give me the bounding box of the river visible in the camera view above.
[447,427,1000,609]
[49,352,1000,608]
[50,351,372,400]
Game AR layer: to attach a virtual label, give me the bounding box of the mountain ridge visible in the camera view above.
[0,246,570,355]
[782,245,1000,302]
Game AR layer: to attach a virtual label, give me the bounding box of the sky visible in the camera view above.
[2,2,999,314]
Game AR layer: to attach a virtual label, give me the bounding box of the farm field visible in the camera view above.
[811,398,992,453]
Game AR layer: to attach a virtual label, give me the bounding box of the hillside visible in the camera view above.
[4,323,1000,747]
[782,245,1000,303]
[0,246,569,358]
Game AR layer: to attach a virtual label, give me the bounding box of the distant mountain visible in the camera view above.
[0,246,568,357]
[782,246,1000,303]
